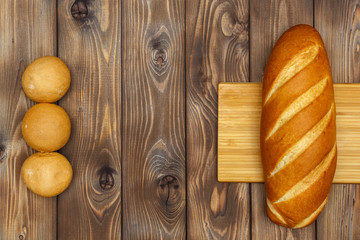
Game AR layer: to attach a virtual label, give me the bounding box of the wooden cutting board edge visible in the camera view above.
[217,82,360,184]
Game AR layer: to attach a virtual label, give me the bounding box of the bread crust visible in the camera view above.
[260,24,337,228]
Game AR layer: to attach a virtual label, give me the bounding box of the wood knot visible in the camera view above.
[210,184,229,217]
[98,166,115,190]
[221,11,248,43]
[155,52,165,68]
[71,0,88,20]
[160,175,179,189]
[0,144,6,162]
[158,175,180,206]
[149,34,169,77]
[18,235,24,240]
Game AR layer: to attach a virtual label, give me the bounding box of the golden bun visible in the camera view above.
[22,103,71,152]
[21,152,73,197]
[22,56,71,102]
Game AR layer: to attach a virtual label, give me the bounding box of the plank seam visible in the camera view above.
[184,0,188,238]
[248,0,253,238]
[56,0,59,239]
[120,0,124,238]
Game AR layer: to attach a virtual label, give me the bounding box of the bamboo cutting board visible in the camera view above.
[218,83,360,184]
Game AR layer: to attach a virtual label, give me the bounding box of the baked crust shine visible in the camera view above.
[260,24,337,228]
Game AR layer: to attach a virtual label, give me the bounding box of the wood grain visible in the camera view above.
[317,184,360,240]
[186,0,250,239]
[0,0,57,239]
[249,0,316,238]
[1,0,359,238]
[57,0,122,239]
[122,0,185,239]
[315,0,360,84]
[218,83,360,184]
[352,184,360,239]
[251,184,315,239]
[315,0,360,239]
[250,0,313,83]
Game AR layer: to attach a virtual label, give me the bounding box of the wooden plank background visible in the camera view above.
[0,0,359,239]
[57,0,122,239]
[0,1,57,239]
[122,0,185,239]
[186,0,250,239]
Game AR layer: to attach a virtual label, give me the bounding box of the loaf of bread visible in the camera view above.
[260,24,337,228]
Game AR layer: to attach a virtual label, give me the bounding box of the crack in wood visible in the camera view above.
[159,175,179,208]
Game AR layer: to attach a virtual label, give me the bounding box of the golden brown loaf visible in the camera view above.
[260,24,337,228]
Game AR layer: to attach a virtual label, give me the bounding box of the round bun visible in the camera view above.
[22,103,71,152]
[22,56,71,102]
[21,152,73,197]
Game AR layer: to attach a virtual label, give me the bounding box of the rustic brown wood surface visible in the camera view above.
[122,0,186,239]
[0,0,57,239]
[0,0,359,239]
[57,0,122,239]
[186,0,250,239]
